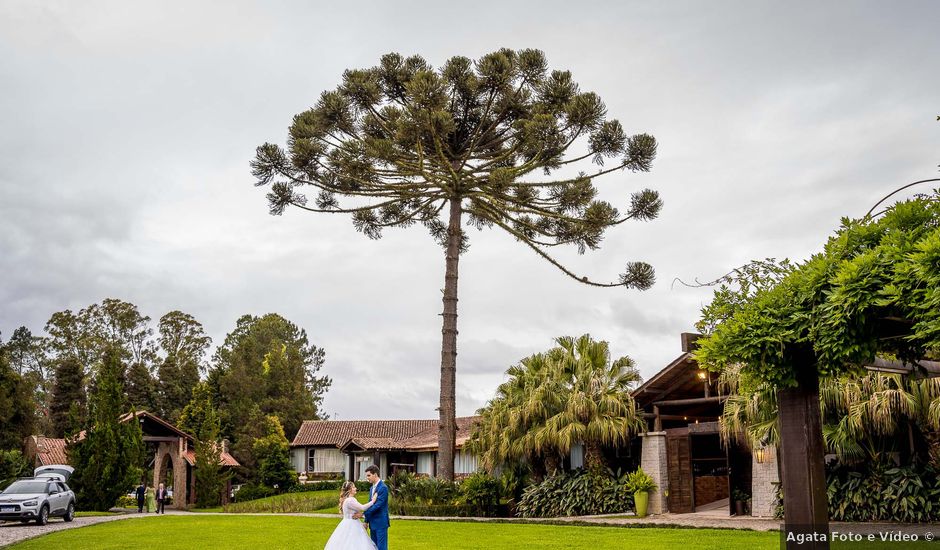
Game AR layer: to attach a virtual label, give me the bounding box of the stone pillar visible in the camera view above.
[639,431,668,515]
[751,446,779,517]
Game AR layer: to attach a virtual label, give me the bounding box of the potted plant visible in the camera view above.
[732,488,750,516]
[626,468,657,518]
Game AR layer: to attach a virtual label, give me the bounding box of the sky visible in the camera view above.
[1,0,938,421]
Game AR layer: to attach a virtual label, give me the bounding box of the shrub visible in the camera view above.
[515,468,634,518]
[389,502,510,517]
[458,471,502,508]
[224,493,336,513]
[0,449,30,491]
[288,479,370,493]
[115,495,138,508]
[234,483,277,503]
[826,459,940,522]
[394,477,456,505]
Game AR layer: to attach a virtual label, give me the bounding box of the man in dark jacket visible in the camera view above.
[135,482,145,513]
[156,483,169,514]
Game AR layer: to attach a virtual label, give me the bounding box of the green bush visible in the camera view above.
[394,477,456,505]
[234,483,277,503]
[115,495,138,508]
[0,449,30,490]
[458,471,502,508]
[289,480,369,493]
[826,459,940,522]
[515,469,634,518]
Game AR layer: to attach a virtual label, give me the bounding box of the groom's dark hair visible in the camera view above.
[365,465,379,476]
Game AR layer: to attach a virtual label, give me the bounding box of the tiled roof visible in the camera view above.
[182,448,240,467]
[291,419,437,447]
[294,417,480,451]
[33,436,68,466]
[395,416,479,451]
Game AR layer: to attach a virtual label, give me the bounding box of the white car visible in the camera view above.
[33,465,74,483]
[0,478,76,525]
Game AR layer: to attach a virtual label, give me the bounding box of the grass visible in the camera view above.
[6,515,779,550]
[74,511,120,517]
[219,488,344,514]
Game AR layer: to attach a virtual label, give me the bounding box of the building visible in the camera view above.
[25,411,240,509]
[290,416,479,480]
[632,333,778,516]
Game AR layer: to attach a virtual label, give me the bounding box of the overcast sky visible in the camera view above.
[1,1,938,421]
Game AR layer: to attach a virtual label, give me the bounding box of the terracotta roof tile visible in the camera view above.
[291,419,436,447]
[294,417,480,451]
[182,448,240,467]
[33,437,68,466]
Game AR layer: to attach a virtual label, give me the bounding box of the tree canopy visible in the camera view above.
[696,193,940,387]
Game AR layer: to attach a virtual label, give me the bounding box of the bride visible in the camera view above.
[324,481,379,550]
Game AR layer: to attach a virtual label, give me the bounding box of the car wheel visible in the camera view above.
[64,502,75,522]
[36,505,49,526]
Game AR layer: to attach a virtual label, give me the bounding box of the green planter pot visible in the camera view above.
[634,491,649,518]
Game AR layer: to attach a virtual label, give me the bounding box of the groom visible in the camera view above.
[356,465,389,550]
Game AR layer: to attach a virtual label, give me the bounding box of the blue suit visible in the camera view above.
[363,480,389,550]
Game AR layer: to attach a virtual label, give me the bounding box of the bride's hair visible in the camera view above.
[338,481,356,512]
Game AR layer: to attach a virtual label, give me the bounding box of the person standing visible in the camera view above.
[135,482,145,513]
[361,465,390,550]
[156,483,169,514]
[145,485,156,513]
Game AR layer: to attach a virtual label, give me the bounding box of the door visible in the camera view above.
[666,432,694,513]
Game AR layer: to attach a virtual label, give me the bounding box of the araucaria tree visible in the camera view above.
[252,49,661,480]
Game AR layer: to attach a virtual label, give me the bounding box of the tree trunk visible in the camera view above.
[778,363,829,550]
[437,198,462,482]
[584,441,606,475]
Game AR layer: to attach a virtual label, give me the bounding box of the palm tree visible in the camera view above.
[469,335,644,477]
[538,335,644,474]
[719,366,940,465]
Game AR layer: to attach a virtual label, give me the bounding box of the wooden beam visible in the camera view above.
[653,396,728,407]
[778,363,829,549]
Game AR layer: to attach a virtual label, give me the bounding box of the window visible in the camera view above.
[307,449,316,471]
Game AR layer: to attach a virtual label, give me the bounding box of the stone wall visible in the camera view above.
[751,446,779,517]
[639,432,668,514]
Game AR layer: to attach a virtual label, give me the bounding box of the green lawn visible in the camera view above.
[215,489,379,514]
[74,511,120,517]
[7,515,778,550]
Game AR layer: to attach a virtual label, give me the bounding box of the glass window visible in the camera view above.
[307,448,316,471]
[2,481,48,494]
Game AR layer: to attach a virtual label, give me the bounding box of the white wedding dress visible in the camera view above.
[323,497,378,550]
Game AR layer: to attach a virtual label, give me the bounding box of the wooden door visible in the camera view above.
[666,433,694,513]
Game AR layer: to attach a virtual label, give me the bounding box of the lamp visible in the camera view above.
[697,370,707,380]
[755,446,766,464]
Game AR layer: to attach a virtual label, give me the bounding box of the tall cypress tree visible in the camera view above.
[181,383,228,507]
[50,356,86,438]
[67,346,144,511]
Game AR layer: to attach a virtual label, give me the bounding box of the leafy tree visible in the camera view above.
[49,356,86,437]
[3,327,53,436]
[156,311,211,423]
[67,346,144,511]
[251,48,661,479]
[0,339,35,450]
[469,334,644,477]
[212,314,330,446]
[125,360,158,413]
[0,449,30,489]
[252,415,296,491]
[181,383,229,507]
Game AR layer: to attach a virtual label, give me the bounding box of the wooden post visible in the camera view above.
[777,365,829,549]
[653,405,662,432]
